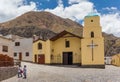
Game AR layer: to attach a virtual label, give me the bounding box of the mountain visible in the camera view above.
[0,11,83,36]
[103,33,120,56]
[0,11,120,56]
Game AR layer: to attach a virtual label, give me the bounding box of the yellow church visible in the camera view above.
[33,14,105,68]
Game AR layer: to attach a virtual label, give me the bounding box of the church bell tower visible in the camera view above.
[81,13,105,68]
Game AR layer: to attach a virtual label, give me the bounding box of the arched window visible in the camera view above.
[91,32,94,38]
[38,42,42,49]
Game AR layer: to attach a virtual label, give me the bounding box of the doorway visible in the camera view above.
[34,55,37,63]
[38,54,45,64]
[63,52,73,65]
[19,52,22,61]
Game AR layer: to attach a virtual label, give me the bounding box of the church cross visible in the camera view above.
[87,40,98,61]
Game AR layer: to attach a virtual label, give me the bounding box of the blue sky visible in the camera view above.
[28,0,120,14]
[30,0,119,9]
[0,0,120,36]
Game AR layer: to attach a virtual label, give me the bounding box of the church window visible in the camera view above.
[91,32,94,38]
[65,41,70,48]
[51,54,54,60]
[52,49,54,52]
[91,20,93,22]
[38,42,42,49]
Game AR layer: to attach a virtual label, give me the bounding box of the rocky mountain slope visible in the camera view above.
[0,11,82,36]
[0,26,56,40]
[0,11,120,56]
[103,33,120,56]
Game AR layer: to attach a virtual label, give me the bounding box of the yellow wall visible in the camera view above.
[81,15,105,66]
[33,40,52,64]
[81,38,104,65]
[83,27,102,38]
[84,16,100,27]
[51,34,81,64]
[33,40,46,62]
[111,54,120,66]
[45,40,52,64]
[83,16,102,38]
[33,34,81,64]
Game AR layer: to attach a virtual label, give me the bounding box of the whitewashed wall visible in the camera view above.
[0,36,13,57]
[105,56,112,65]
[13,38,33,62]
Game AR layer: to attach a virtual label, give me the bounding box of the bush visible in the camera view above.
[0,54,14,67]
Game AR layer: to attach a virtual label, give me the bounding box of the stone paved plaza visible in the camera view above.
[2,62,120,82]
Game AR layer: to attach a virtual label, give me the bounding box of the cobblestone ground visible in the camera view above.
[2,62,120,82]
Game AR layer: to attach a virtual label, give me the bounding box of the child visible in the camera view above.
[18,65,22,78]
[23,65,27,79]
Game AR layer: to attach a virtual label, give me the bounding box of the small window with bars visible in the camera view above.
[15,42,20,46]
[26,52,29,56]
[14,53,17,57]
[2,45,8,52]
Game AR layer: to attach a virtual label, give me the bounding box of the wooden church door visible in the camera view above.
[63,52,73,65]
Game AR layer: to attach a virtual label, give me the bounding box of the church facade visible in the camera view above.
[33,14,105,68]
[33,31,81,65]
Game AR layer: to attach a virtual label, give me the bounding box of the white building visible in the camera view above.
[13,37,33,62]
[0,36,13,57]
[104,56,112,65]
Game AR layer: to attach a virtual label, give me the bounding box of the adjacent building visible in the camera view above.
[104,56,112,65]
[111,54,120,66]
[13,37,33,62]
[0,36,13,57]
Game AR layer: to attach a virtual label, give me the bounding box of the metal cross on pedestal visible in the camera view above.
[87,40,98,61]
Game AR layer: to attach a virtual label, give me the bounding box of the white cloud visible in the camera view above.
[101,13,120,36]
[0,0,37,23]
[1,0,120,37]
[102,7,117,11]
[45,0,120,37]
[45,0,95,21]
[100,7,120,36]
[58,0,63,5]
[68,0,88,4]
[111,7,117,10]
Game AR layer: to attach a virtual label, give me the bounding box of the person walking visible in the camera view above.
[23,65,27,79]
[18,65,23,78]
